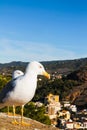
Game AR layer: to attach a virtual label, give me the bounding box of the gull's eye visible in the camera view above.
[17,72,21,74]
[39,66,42,68]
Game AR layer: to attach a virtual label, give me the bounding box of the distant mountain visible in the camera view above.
[0,61,28,68]
[42,57,87,73]
[0,57,87,76]
[0,61,28,76]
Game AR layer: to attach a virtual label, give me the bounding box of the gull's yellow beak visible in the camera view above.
[43,71,50,79]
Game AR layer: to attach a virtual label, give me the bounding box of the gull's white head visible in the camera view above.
[28,61,50,79]
[12,70,24,79]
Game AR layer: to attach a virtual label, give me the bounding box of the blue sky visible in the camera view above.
[0,0,87,63]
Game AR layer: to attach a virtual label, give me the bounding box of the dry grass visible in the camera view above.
[0,113,59,130]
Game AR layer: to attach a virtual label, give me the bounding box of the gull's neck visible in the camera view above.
[24,65,38,79]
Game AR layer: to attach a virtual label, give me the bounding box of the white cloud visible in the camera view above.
[0,38,84,63]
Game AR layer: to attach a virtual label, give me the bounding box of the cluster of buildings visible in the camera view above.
[44,93,87,129]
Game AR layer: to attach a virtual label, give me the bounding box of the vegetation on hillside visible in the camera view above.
[0,58,87,124]
[0,75,11,90]
[33,77,81,102]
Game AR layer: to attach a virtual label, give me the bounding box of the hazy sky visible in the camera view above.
[0,0,87,63]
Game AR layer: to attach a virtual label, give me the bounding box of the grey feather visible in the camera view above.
[0,79,16,104]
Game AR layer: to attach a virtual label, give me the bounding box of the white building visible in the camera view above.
[63,101,70,107]
[47,102,61,119]
[66,121,74,129]
[70,105,77,112]
[83,121,87,128]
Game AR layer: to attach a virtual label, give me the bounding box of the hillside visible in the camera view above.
[66,66,87,108]
[66,82,87,104]
[0,57,87,76]
[0,58,87,108]
[0,113,59,130]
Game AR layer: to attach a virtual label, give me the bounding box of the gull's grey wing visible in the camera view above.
[0,79,16,103]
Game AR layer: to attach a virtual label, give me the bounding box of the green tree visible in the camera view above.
[23,102,51,125]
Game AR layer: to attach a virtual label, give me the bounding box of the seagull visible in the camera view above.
[0,61,50,125]
[7,70,24,117]
[12,70,24,79]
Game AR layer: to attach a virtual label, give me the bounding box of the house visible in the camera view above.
[56,74,62,79]
[46,94,61,117]
[45,93,59,103]
[45,93,61,125]
[83,120,87,128]
[65,121,74,129]
[58,110,71,121]
[70,105,77,112]
[63,101,71,107]
[35,102,43,107]
[74,122,82,129]
[47,102,61,119]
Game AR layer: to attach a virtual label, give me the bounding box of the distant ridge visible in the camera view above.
[0,61,28,67]
[0,57,87,75]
